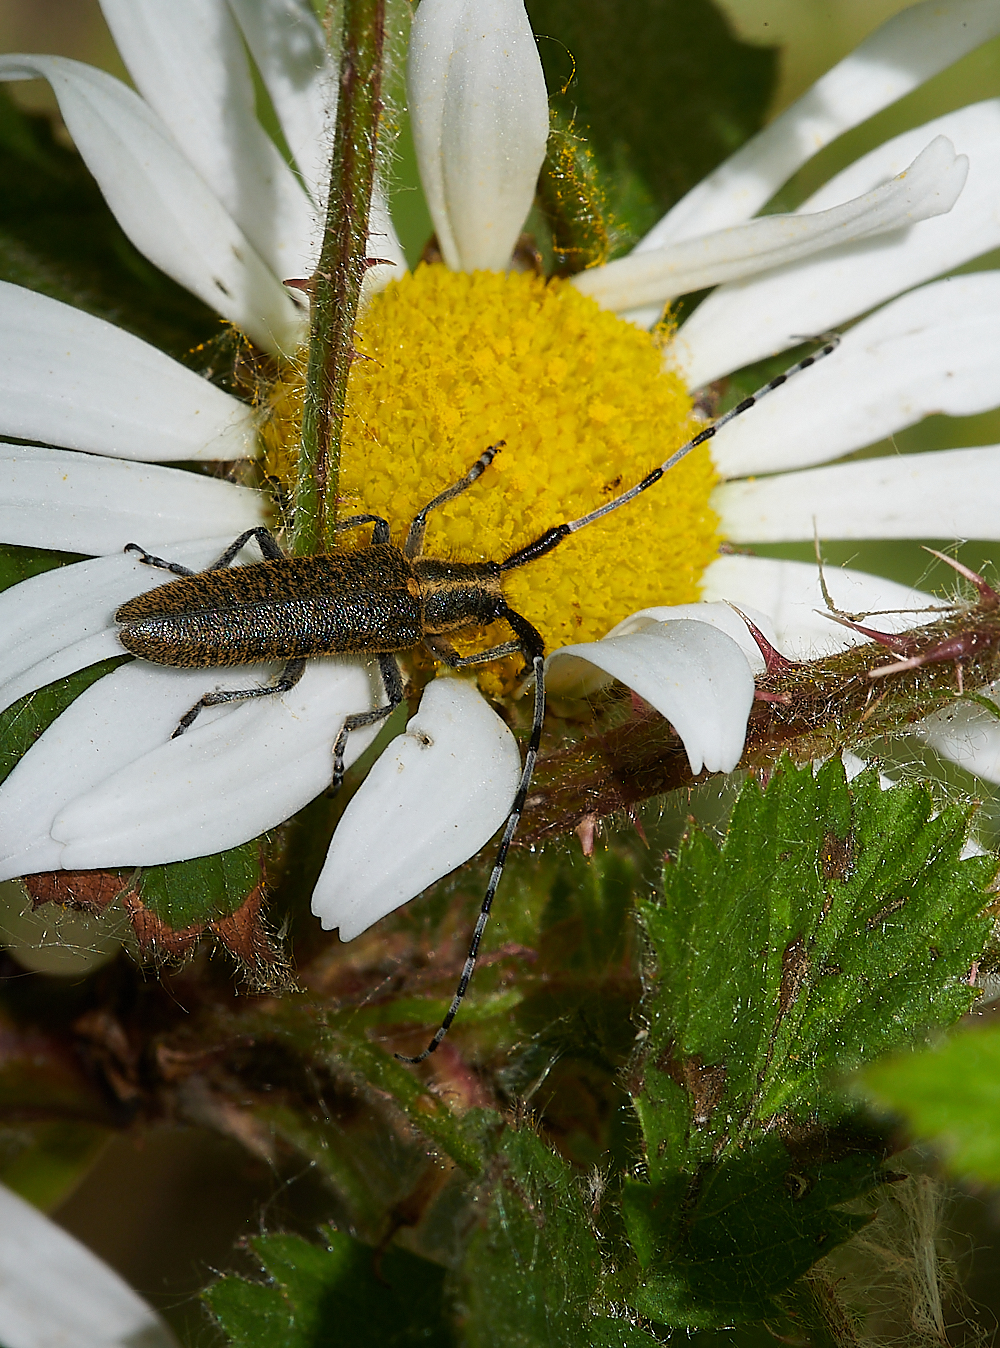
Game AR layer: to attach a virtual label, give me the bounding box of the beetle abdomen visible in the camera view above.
[116,547,425,667]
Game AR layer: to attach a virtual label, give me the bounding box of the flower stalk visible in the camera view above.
[520,597,1000,845]
[295,0,387,556]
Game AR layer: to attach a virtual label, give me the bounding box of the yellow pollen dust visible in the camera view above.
[264,265,720,695]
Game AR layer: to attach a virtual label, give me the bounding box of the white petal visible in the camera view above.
[100,0,316,280]
[701,554,936,659]
[0,1181,179,1348]
[0,55,302,354]
[0,538,241,715]
[0,658,382,879]
[0,282,256,462]
[605,600,781,675]
[407,0,549,271]
[222,1,408,289]
[576,138,967,314]
[677,100,1000,387]
[546,620,754,775]
[638,0,1000,250]
[0,444,265,555]
[715,444,1000,544]
[916,698,1000,784]
[226,0,332,200]
[313,677,522,940]
[840,753,898,795]
[710,274,1000,476]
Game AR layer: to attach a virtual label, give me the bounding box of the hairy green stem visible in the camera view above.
[294,0,386,556]
[519,598,1000,844]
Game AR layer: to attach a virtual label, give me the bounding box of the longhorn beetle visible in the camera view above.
[116,337,838,1062]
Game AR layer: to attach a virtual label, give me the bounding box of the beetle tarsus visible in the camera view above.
[396,623,545,1063]
[124,542,196,578]
[329,654,404,794]
[170,658,308,739]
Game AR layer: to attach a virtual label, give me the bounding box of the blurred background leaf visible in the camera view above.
[1,2,999,1345]
[526,0,777,246]
[205,1230,454,1348]
[861,1021,1000,1186]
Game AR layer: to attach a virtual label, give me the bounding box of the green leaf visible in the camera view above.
[526,0,777,244]
[204,1229,453,1348]
[0,658,129,788]
[639,758,991,1170]
[861,1021,1000,1184]
[459,1126,603,1348]
[0,1120,108,1210]
[587,1319,663,1348]
[618,758,990,1327]
[0,89,221,364]
[0,543,88,593]
[136,843,261,928]
[621,1131,885,1327]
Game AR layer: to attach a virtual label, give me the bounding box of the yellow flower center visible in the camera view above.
[264,266,720,694]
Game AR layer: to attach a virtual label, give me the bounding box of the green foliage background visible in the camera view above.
[0,2,999,1346]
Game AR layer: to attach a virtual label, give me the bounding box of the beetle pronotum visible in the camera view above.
[116,338,838,1062]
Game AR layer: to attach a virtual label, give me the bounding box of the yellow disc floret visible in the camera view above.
[263,265,719,694]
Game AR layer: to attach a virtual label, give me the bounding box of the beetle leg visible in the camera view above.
[330,654,404,792]
[170,657,307,738]
[335,514,391,545]
[398,608,545,1063]
[123,543,197,577]
[424,635,523,668]
[422,634,461,664]
[205,526,284,570]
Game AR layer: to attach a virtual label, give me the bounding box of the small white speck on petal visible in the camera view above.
[313,677,522,941]
[546,619,754,775]
[0,1180,179,1348]
[407,0,549,271]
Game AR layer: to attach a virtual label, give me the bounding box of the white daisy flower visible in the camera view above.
[0,1180,179,1348]
[0,0,998,955]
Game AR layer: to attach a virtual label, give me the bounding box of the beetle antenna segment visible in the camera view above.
[497,336,841,574]
[565,336,840,534]
[396,610,546,1064]
[404,441,506,559]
